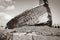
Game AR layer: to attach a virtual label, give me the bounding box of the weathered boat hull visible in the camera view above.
[6,0,52,29]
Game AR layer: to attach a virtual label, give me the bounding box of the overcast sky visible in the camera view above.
[48,0,60,25]
[0,0,60,25]
[0,0,39,17]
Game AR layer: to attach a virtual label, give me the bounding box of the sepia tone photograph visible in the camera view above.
[0,0,60,40]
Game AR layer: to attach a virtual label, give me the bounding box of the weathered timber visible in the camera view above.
[6,0,52,29]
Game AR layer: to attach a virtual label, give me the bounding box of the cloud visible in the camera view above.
[0,12,13,26]
[5,5,15,10]
[5,0,16,3]
[0,12,13,20]
[0,6,5,9]
[0,0,15,10]
[5,0,12,2]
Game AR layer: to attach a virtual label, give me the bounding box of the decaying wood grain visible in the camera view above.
[6,0,52,29]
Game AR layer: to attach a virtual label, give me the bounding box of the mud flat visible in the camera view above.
[0,26,60,40]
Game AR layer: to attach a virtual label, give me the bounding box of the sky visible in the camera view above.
[0,0,60,26]
[48,0,60,25]
[0,0,39,17]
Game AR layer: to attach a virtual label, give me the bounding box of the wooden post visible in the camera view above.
[39,0,52,27]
